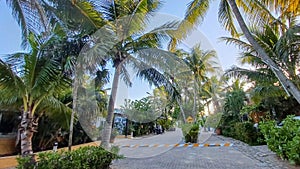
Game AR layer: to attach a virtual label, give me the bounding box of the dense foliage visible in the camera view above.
[260,116,300,165]
[182,123,199,143]
[17,146,122,169]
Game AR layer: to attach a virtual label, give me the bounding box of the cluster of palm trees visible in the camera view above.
[0,0,299,158]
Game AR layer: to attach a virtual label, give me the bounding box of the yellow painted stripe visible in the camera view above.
[224,143,231,147]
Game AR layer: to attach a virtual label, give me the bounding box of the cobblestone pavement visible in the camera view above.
[111,128,298,169]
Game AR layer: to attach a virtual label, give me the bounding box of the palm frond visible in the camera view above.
[168,0,210,48]
[136,67,180,102]
[218,0,239,37]
[0,58,25,99]
[6,0,29,47]
[220,36,254,52]
[46,0,104,35]
[134,47,186,75]
[224,65,276,84]
[39,96,72,129]
[120,64,132,87]
[238,0,278,29]
[6,0,50,47]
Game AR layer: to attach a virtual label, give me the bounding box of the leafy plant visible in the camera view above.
[260,116,300,165]
[17,146,122,169]
[182,123,199,143]
[233,122,265,145]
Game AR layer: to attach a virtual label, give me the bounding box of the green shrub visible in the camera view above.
[233,122,265,146]
[260,116,300,165]
[182,123,199,143]
[219,120,236,138]
[17,146,122,169]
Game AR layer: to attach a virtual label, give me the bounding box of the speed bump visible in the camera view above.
[115,143,233,148]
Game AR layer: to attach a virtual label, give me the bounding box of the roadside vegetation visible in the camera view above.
[0,0,299,167]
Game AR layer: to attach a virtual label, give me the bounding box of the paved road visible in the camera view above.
[111,128,296,169]
[113,128,183,158]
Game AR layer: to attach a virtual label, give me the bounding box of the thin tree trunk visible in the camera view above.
[228,0,300,104]
[193,80,197,116]
[176,97,186,123]
[100,64,121,149]
[68,75,79,151]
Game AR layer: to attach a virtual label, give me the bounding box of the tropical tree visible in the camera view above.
[171,0,300,103]
[223,78,247,116]
[28,0,109,150]
[68,0,182,149]
[0,33,70,156]
[224,23,300,119]
[218,78,247,136]
[224,24,300,98]
[182,45,221,116]
[202,75,225,114]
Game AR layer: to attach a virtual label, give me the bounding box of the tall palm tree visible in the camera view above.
[70,0,181,149]
[182,44,221,116]
[34,0,108,150]
[172,0,300,103]
[0,33,70,156]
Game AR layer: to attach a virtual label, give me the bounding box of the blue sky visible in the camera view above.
[0,0,241,107]
[0,0,239,68]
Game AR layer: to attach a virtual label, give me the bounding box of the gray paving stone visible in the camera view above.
[111,128,299,169]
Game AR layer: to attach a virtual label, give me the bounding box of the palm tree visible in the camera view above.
[171,0,300,103]
[0,33,70,156]
[31,0,108,150]
[202,76,224,114]
[69,0,182,149]
[182,44,221,116]
[223,24,300,100]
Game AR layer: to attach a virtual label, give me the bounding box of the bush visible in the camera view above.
[260,116,300,165]
[220,120,236,138]
[17,146,122,169]
[233,122,265,146]
[182,123,199,143]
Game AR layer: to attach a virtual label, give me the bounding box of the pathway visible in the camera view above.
[111,128,297,169]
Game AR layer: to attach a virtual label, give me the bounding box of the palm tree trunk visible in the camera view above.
[227,0,300,104]
[176,97,187,123]
[193,81,197,116]
[100,64,121,149]
[68,75,79,151]
[19,110,37,156]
